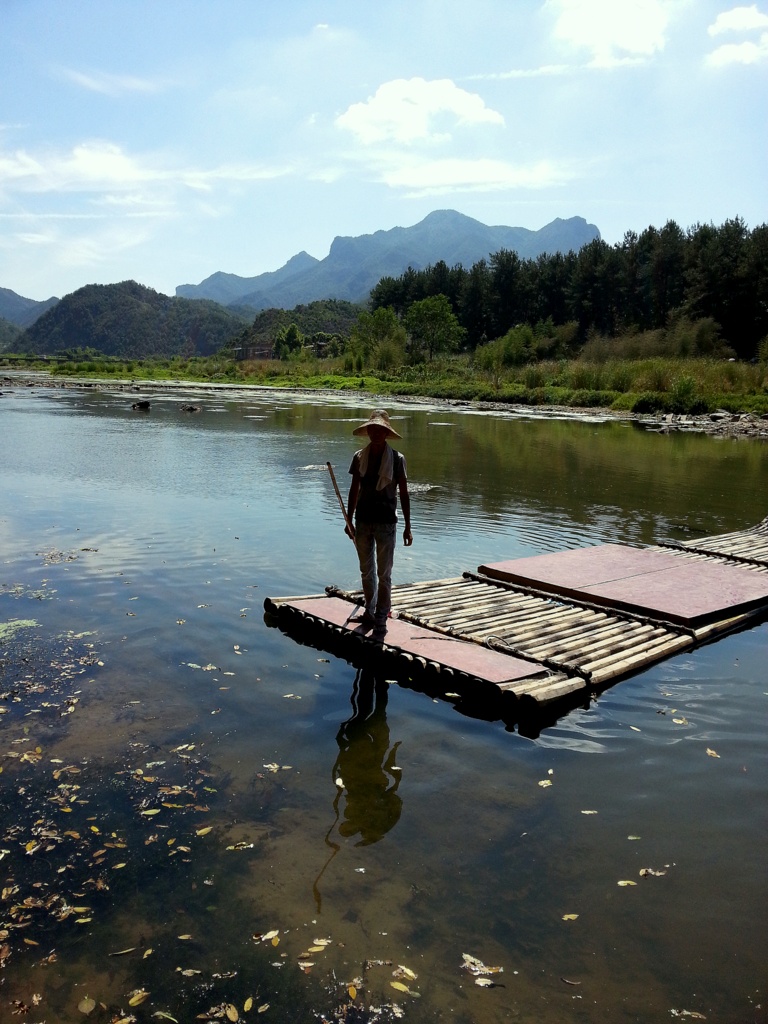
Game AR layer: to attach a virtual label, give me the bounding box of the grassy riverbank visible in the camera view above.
[3,351,768,415]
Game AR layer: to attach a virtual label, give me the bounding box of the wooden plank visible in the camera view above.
[281,595,546,684]
[480,544,768,626]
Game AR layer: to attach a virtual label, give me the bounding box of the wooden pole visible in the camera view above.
[327,462,356,548]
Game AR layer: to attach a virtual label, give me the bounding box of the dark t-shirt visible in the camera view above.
[349,446,406,524]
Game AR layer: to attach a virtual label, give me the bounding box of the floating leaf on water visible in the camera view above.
[257,1004,269,1013]
[561,977,582,986]
[225,1005,239,1021]
[617,880,637,886]
[128,989,150,1006]
[271,936,279,947]
[395,965,418,980]
[195,826,213,836]
[627,836,641,841]
[113,862,127,869]
[581,810,598,815]
[141,809,161,817]
[78,995,96,1014]
[109,947,136,956]
[312,938,331,946]
[673,717,688,725]
[475,977,494,987]
[144,948,154,957]
[348,985,357,1000]
[244,996,253,1011]
[152,1013,179,1022]
[639,867,667,877]
[562,914,579,921]
[390,981,412,994]
[75,917,92,924]
[630,726,641,732]
[177,933,192,940]
[538,779,552,788]
[706,748,720,758]
[462,953,503,975]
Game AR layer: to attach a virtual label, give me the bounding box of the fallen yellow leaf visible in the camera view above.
[562,913,579,921]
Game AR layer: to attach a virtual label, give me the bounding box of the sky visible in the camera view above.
[1,0,766,302]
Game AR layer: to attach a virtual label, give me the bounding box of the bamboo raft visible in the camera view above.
[264,518,768,728]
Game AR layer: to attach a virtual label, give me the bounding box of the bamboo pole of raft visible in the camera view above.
[537,625,668,666]
[521,619,659,658]
[485,607,602,642]
[435,596,549,629]
[502,604,602,631]
[400,588,502,617]
[443,593,569,623]
[391,577,466,592]
[509,677,586,701]
[583,633,693,684]
[392,583,492,613]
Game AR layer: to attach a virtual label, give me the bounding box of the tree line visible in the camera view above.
[368,218,768,361]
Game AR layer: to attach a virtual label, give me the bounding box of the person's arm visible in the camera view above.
[398,476,412,546]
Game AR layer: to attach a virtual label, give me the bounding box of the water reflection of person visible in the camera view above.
[334,669,402,847]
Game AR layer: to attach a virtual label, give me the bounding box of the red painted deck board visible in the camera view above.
[287,596,545,684]
[479,544,768,625]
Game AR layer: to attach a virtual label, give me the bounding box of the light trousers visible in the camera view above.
[355,521,397,623]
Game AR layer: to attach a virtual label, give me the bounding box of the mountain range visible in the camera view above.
[0,287,59,327]
[176,210,600,310]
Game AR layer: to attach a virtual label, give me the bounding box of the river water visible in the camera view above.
[1,379,766,1024]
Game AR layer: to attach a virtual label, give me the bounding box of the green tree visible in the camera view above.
[350,306,406,363]
[403,294,465,361]
[274,322,303,359]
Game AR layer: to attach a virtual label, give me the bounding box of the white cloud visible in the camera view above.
[470,64,573,80]
[706,31,768,63]
[708,4,768,35]
[376,156,574,196]
[336,78,504,145]
[547,0,670,65]
[0,140,290,196]
[59,68,165,96]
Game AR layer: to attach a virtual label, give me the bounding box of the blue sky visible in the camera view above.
[1,0,766,301]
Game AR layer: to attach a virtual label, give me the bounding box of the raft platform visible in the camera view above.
[264,518,768,728]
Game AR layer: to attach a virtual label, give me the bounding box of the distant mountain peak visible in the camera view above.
[176,211,600,310]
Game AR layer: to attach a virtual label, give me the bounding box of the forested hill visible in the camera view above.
[370,217,768,360]
[17,281,249,359]
[236,299,363,353]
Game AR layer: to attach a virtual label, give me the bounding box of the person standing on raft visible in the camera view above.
[346,410,412,631]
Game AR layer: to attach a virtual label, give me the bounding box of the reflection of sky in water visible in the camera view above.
[1,384,766,1023]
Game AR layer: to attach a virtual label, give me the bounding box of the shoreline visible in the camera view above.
[3,369,767,440]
